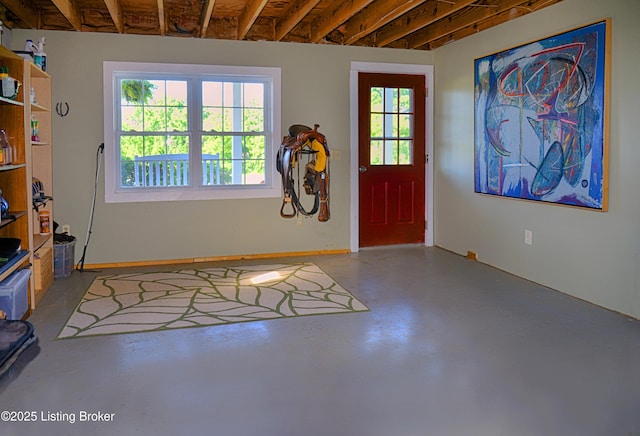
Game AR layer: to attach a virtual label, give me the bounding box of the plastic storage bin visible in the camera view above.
[54,239,76,279]
[0,269,31,319]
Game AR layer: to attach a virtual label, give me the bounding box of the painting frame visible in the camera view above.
[474,19,610,211]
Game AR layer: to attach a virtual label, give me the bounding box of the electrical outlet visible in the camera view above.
[524,229,533,245]
[61,224,71,235]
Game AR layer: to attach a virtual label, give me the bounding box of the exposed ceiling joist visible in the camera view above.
[342,0,428,45]
[200,0,216,38]
[274,0,322,41]
[0,0,39,28]
[50,0,82,31]
[424,0,564,49]
[238,0,269,40]
[374,0,477,47]
[0,0,565,51]
[157,0,166,36]
[310,0,376,43]
[408,0,531,48]
[103,0,124,33]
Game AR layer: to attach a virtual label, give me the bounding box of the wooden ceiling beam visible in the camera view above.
[424,6,529,50]
[0,0,39,28]
[274,0,321,41]
[157,0,166,36]
[0,0,567,49]
[310,0,376,43]
[238,0,268,40]
[407,0,532,48]
[374,0,477,47]
[200,0,216,38]
[342,0,428,45]
[424,0,564,49]
[102,0,124,33]
[50,0,82,30]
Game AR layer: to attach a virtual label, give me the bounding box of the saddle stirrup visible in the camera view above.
[280,198,296,218]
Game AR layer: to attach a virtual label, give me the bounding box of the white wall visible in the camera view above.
[15,0,639,319]
[11,30,431,265]
[433,0,640,318]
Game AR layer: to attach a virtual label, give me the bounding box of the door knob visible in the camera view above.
[359,166,368,173]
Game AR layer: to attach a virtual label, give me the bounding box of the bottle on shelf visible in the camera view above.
[38,210,51,235]
[31,115,39,142]
[24,38,46,71]
[36,37,47,72]
[0,129,12,165]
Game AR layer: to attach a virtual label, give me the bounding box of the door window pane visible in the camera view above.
[370,86,414,165]
[370,140,384,165]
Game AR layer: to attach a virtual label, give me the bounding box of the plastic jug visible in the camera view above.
[24,38,46,71]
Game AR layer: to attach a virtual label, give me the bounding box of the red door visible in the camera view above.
[358,72,426,247]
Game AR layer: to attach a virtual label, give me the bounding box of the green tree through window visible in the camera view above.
[117,78,267,187]
[104,61,281,203]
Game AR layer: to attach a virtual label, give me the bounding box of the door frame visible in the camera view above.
[349,62,434,252]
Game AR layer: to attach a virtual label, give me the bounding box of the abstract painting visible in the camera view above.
[474,20,610,210]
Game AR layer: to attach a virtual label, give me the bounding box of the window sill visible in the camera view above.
[105,184,280,203]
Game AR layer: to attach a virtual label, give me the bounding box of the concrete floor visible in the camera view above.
[1,246,639,436]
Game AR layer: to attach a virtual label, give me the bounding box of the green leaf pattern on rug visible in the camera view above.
[58,263,368,338]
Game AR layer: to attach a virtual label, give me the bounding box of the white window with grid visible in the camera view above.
[103,61,281,203]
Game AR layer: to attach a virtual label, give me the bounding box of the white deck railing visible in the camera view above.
[133,154,221,187]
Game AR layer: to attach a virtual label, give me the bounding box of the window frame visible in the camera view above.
[103,61,281,203]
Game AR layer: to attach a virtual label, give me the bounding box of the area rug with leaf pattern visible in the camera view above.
[58,263,368,339]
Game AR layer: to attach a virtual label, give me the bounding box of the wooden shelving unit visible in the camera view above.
[0,46,31,311]
[0,45,54,315]
[26,61,54,307]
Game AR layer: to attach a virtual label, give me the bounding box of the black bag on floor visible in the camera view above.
[0,319,36,377]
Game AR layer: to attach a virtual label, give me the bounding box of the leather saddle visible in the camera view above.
[277,124,330,221]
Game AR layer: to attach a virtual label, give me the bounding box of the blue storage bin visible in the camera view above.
[0,269,31,320]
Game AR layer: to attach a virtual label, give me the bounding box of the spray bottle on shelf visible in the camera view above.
[24,38,47,71]
[36,37,47,72]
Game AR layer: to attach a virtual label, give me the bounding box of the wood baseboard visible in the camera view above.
[80,249,351,270]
